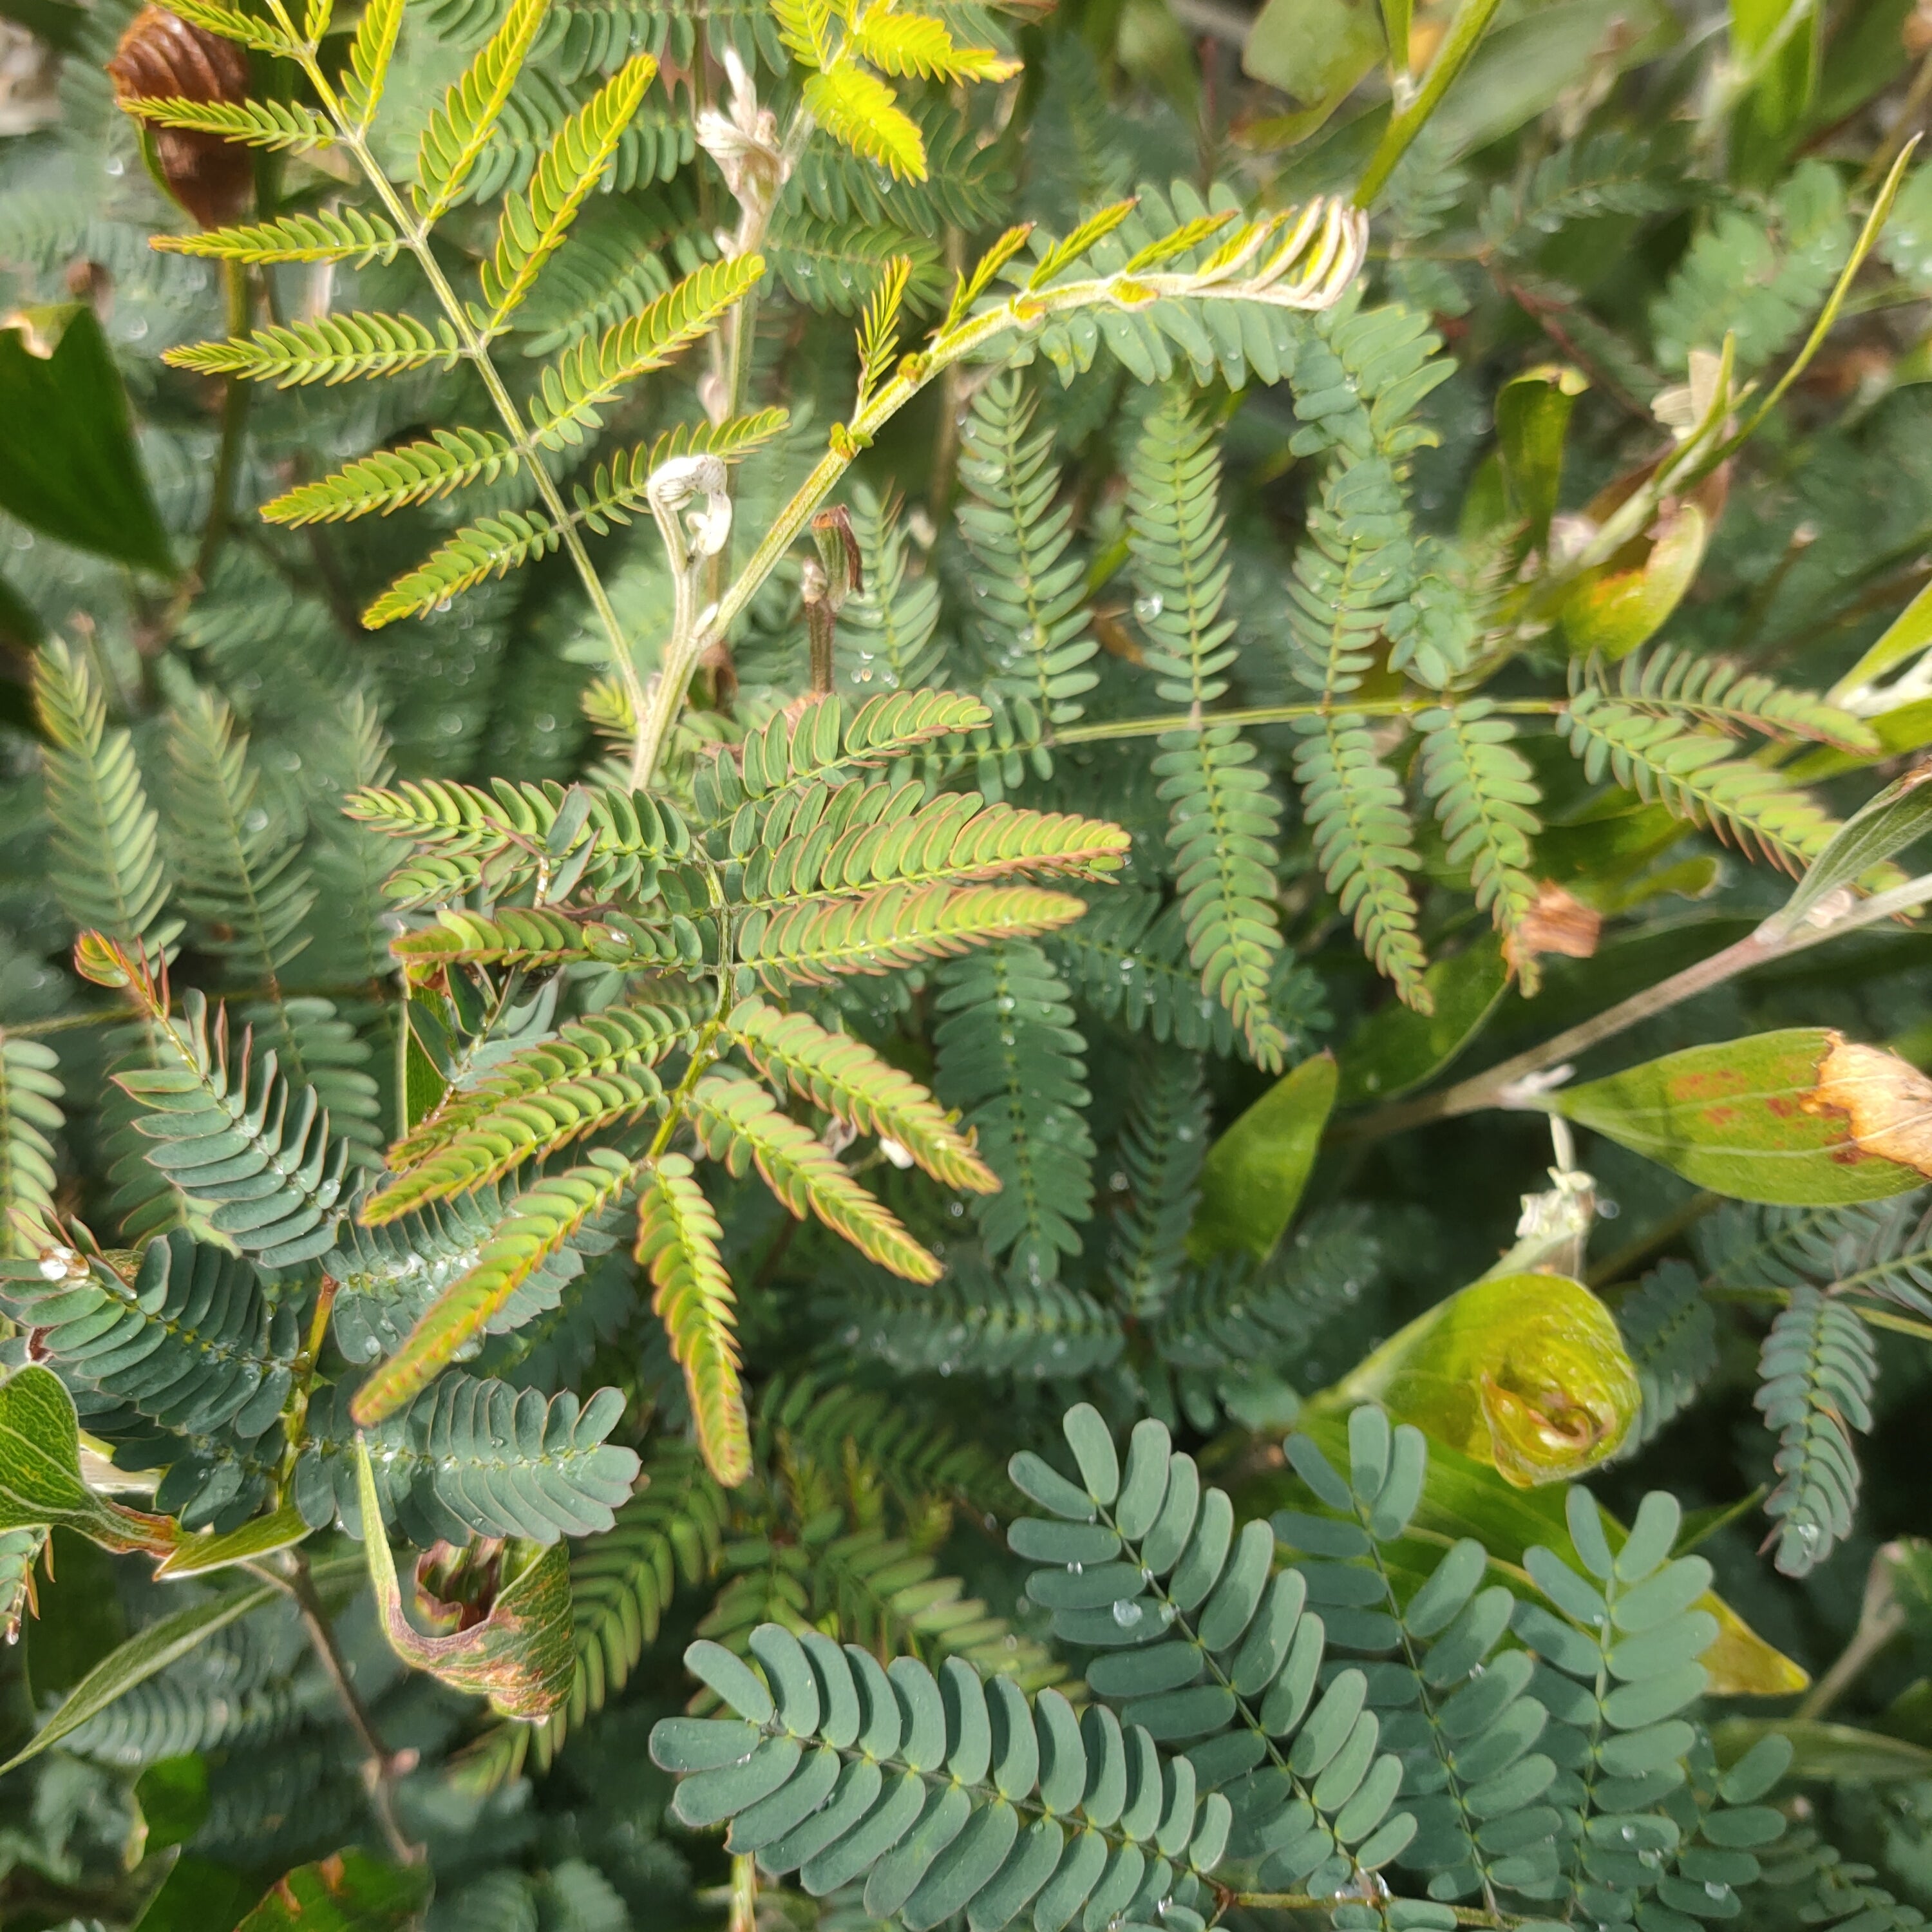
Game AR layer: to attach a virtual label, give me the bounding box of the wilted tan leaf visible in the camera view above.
[1804,1032,1932,1178]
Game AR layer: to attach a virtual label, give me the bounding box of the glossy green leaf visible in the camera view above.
[1766,766,1932,938]
[1553,1028,1932,1204]
[233,1853,431,1931]
[154,1502,312,1578]
[1242,0,1383,126]
[1,1577,279,1772]
[355,1439,574,1720]
[1187,1051,1336,1262]
[0,306,175,576]
[1495,365,1588,554]
[1336,938,1508,1106]
[0,1366,179,1553]
[1714,1718,1932,1783]
[133,1855,253,1932]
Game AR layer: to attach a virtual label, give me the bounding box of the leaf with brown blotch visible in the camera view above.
[1804,1033,1932,1179]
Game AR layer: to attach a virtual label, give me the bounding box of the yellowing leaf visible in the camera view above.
[804,66,926,180]
[1318,1273,1641,1486]
[1555,1028,1932,1206]
[356,1441,575,1720]
[849,8,1019,81]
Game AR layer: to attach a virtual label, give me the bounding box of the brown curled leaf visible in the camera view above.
[1803,1032,1932,1179]
[1503,880,1602,980]
[108,6,252,228]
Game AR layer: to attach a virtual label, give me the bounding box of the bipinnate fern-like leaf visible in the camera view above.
[0,1037,62,1257]
[338,0,401,129]
[724,997,995,1193]
[1596,647,1878,753]
[0,1230,295,1440]
[636,1153,749,1487]
[363,510,562,627]
[1754,1286,1875,1576]
[840,486,945,693]
[165,310,463,388]
[528,254,768,443]
[153,207,399,264]
[697,689,992,821]
[1560,681,1840,874]
[413,0,547,221]
[649,1624,1230,1930]
[1294,716,1430,1012]
[739,882,1090,989]
[1125,399,1288,1065]
[690,1072,940,1283]
[936,942,1093,1291]
[35,641,180,956]
[351,1150,640,1426]
[1513,1488,1787,1920]
[345,776,690,905]
[391,906,688,976]
[1697,1193,1932,1320]
[118,96,334,149]
[1107,1050,1208,1319]
[480,55,657,331]
[75,941,350,1267]
[956,373,1099,744]
[1616,1260,1718,1446]
[303,1372,639,1544]
[368,1003,692,1221]
[804,66,927,182]
[1415,703,1541,985]
[1005,1404,1414,1896]
[261,429,519,527]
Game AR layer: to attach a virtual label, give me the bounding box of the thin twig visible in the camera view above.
[274,1550,420,1864]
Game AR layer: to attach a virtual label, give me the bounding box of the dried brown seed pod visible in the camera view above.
[106,5,251,229]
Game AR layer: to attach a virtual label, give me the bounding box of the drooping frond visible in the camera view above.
[1107,1048,1208,1319]
[1293,716,1430,1010]
[955,371,1098,741]
[0,1229,292,1438]
[803,64,925,181]
[1415,702,1541,982]
[689,1072,941,1283]
[77,944,351,1268]
[724,996,995,1193]
[1128,395,1288,1064]
[164,311,464,388]
[350,1150,641,1425]
[635,1153,748,1486]
[1616,1259,1718,1448]
[0,1037,62,1256]
[934,941,1092,1287]
[1755,1286,1875,1576]
[362,510,561,626]
[1698,1193,1932,1320]
[840,484,944,692]
[34,641,179,954]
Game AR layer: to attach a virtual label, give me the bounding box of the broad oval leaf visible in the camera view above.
[1187,1051,1337,1262]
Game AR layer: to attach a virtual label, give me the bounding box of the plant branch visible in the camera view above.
[273,1549,419,1864]
[1341,871,1932,1142]
[194,260,253,589]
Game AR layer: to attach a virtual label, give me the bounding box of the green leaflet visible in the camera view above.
[232,1852,431,1931]
[0,1365,178,1554]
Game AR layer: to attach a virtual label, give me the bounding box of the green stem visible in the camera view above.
[194,260,253,588]
[1353,0,1503,206]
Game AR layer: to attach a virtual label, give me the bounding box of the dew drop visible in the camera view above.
[1112,1598,1143,1628]
[1132,592,1163,623]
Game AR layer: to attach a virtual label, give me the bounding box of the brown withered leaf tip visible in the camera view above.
[106,6,251,230]
[1504,880,1602,976]
[1804,1032,1932,1180]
